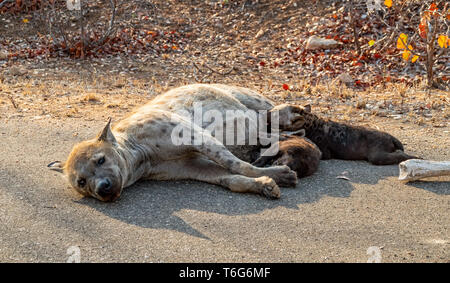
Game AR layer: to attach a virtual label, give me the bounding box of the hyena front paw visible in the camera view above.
[255,176,281,199]
[264,165,298,187]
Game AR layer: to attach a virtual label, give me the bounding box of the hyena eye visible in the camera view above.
[77,178,86,188]
[97,157,105,166]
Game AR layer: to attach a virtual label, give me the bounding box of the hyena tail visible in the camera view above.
[392,136,404,151]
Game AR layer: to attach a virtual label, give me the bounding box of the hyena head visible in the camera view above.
[270,104,311,131]
[48,119,125,202]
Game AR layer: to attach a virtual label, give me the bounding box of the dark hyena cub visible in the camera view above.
[252,134,322,178]
[271,104,419,165]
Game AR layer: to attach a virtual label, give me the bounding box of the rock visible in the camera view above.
[0,50,8,60]
[305,35,341,50]
[376,101,386,109]
[356,100,366,109]
[8,114,24,119]
[9,66,28,76]
[255,29,265,39]
[336,73,353,84]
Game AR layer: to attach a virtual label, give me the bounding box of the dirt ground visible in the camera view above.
[0,0,448,263]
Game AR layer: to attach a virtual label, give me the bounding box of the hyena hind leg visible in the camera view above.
[194,131,297,187]
[220,175,281,199]
[368,150,419,165]
[151,156,281,199]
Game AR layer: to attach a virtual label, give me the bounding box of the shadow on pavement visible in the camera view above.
[79,160,394,238]
[405,180,450,195]
[77,159,448,239]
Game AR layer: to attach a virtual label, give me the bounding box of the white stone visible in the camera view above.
[336,73,353,84]
[0,50,8,60]
[9,66,27,76]
[305,35,341,50]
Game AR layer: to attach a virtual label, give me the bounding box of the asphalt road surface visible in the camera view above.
[0,116,448,262]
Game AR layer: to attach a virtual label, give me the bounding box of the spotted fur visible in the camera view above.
[270,104,419,165]
[48,84,298,202]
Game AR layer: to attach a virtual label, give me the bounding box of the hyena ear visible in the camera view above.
[47,161,65,174]
[303,104,311,113]
[97,117,117,144]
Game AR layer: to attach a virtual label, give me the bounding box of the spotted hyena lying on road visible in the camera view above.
[48,84,299,202]
[270,104,418,165]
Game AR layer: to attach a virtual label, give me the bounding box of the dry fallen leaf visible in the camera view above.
[384,0,392,8]
[437,35,448,48]
[336,176,350,181]
[397,33,408,50]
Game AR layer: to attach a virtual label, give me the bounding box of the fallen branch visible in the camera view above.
[348,0,361,55]
[192,62,236,76]
[192,62,204,73]
[205,64,236,76]
[399,159,450,182]
[8,95,18,109]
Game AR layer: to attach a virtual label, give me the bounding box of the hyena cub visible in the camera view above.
[271,104,418,165]
[252,134,322,178]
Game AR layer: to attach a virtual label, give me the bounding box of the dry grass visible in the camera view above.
[0,71,447,131]
[81,93,101,103]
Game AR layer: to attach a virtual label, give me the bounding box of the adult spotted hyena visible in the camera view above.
[48,84,298,202]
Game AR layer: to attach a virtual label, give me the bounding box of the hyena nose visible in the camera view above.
[96,178,112,196]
